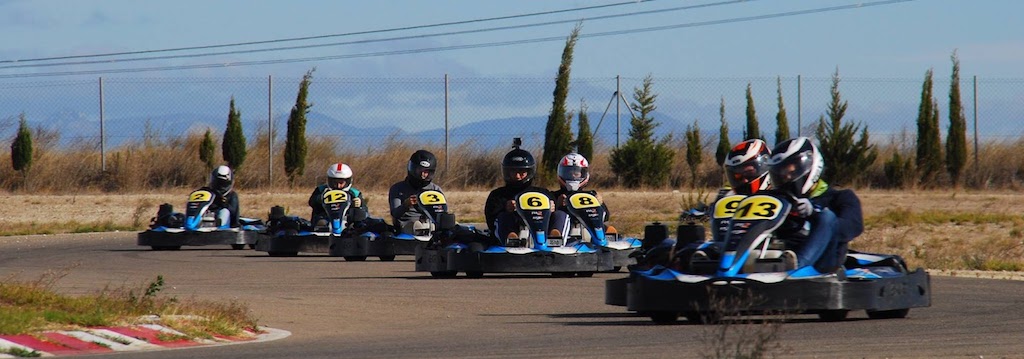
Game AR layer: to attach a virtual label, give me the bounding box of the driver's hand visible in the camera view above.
[505,200,516,212]
[558,194,567,207]
[352,197,362,208]
[550,200,556,213]
[404,195,418,208]
[794,197,814,218]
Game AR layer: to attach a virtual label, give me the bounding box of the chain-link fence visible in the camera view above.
[1,74,1021,188]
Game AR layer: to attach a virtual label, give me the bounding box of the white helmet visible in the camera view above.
[326,163,353,191]
[557,153,590,191]
[209,165,233,194]
[767,137,824,197]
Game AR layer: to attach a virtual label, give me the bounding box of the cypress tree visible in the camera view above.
[946,50,968,187]
[743,83,761,141]
[542,24,580,181]
[609,75,674,187]
[576,100,594,161]
[199,128,216,170]
[915,68,943,188]
[774,76,791,146]
[223,96,247,171]
[685,119,703,188]
[815,68,877,186]
[715,97,731,166]
[11,113,33,174]
[285,68,315,185]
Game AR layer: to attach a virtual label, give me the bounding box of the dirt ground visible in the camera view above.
[3,189,1023,272]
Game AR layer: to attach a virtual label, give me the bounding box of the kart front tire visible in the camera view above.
[867,308,909,319]
[650,311,679,325]
[818,310,849,322]
[378,255,396,262]
[231,244,246,250]
[430,271,457,278]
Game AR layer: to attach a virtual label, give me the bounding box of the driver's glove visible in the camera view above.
[794,197,815,218]
[352,197,362,208]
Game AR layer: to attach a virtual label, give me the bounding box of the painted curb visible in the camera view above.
[0,325,290,357]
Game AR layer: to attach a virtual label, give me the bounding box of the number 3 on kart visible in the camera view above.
[733,195,783,220]
[419,190,446,205]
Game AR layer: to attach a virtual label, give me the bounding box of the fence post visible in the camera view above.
[268,75,273,185]
[972,75,978,170]
[615,75,620,148]
[444,73,449,173]
[99,77,106,172]
[797,75,802,136]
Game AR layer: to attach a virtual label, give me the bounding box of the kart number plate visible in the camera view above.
[419,190,447,205]
[713,195,746,219]
[188,190,213,203]
[323,190,349,204]
[518,192,551,211]
[568,193,601,209]
[733,195,783,220]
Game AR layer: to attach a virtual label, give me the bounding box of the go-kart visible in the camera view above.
[415,191,611,278]
[256,189,388,260]
[606,192,931,324]
[559,192,642,271]
[137,189,265,250]
[333,190,451,261]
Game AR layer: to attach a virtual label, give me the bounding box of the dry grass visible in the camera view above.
[3,188,1024,272]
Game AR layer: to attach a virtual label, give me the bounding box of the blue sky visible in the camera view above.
[1,0,1021,79]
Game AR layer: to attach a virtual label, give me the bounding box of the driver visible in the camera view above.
[207,165,240,228]
[388,150,443,234]
[309,162,367,227]
[484,138,555,242]
[767,137,864,272]
[549,152,613,238]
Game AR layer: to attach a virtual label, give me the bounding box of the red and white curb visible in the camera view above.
[0,325,290,357]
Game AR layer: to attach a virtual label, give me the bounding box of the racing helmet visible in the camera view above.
[724,139,771,195]
[406,150,437,188]
[502,138,535,189]
[326,163,353,191]
[557,152,590,191]
[767,137,824,197]
[209,165,233,195]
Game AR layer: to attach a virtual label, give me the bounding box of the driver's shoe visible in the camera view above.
[549,229,562,238]
[780,250,798,271]
[605,225,618,235]
[506,232,524,247]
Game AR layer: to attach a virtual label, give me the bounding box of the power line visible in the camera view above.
[0,0,749,70]
[0,0,914,79]
[0,0,657,64]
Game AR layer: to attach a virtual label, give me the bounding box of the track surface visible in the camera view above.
[2,232,1022,358]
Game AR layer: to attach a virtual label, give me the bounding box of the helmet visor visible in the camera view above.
[557,165,588,182]
[328,177,350,190]
[725,156,768,188]
[768,152,813,187]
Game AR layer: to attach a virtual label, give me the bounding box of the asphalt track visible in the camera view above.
[2,232,1023,358]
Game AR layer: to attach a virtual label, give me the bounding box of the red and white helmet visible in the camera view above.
[326,163,353,191]
[724,139,771,195]
[557,153,590,191]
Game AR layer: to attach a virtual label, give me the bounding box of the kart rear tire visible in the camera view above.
[269,251,298,257]
[231,244,246,250]
[378,255,396,262]
[151,246,181,251]
[611,266,622,272]
[344,256,368,262]
[248,244,256,249]
[818,310,849,322]
[650,311,679,325]
[465,271,484,278]
[866,308,910,319]
[430,271,457,278]
[575,272,595,277]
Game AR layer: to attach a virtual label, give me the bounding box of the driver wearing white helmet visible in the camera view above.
[309,162,367,227]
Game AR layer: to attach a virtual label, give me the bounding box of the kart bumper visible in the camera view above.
[415,246,613,274]
[137,228,259,248]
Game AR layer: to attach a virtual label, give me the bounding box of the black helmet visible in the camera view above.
[501,138,535,189]
[406,150,437,188]
[209,165,233,195]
